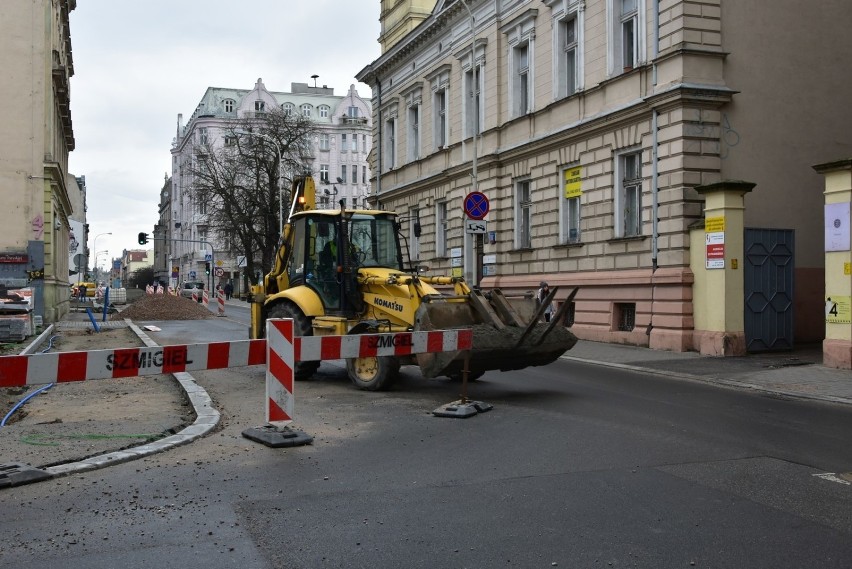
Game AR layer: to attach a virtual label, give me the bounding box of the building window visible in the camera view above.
[282,102,294,116]
[435,200,448,257]
[609,0,643,74]
[557,13,580,98]
[351,197,358,208]
[362,134,367,153]
[434,89,447,149]
[198,128,208,145]
[560,165,582,243]
[617,151,642,237]
[255,100,265,112]
[341,165,348,184]
[621,0,637,70]
[464,65,481,139]
[409,207,420,261]
[512,43,532,117]
[301,104,313,117]
[408,104,420,161]
[341,133,348,152]
[515,179,532,249]
[224,135,236,147]
[615,302,636,331]
[352,164,358,185]
[319,105,329,118]
[320,164,329,183]
[350,133,358,152]
[348,106,360,118]
[319,133,329,151]
[224,99,235,113]
[362,166,367,184]
[385,117,396,169]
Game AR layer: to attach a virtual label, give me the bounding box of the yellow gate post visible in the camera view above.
[813,159,852,369]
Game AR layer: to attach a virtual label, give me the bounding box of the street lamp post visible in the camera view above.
[94,250,109,282]
[236,130,284,229]
[91,232,111,282]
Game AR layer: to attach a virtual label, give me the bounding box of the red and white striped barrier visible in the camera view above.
[264,322,473,425]
[0,341,267,388]
[0,322,473,428]
[192,292,198,303]
[202,290,209,306]
[217,289,225,316]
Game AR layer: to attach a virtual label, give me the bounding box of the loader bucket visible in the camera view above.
[413,288,578,379]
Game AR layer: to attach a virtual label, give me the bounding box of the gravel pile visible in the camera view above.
[110,293,214,321]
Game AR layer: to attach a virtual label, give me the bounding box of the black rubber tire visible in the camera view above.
[346,356,401,391]
[267,302,320,380]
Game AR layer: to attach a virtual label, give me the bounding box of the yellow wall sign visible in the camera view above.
[845,262,851,276]
[705,216,725,233]
[564,166,582,199]
[826,296,852,324]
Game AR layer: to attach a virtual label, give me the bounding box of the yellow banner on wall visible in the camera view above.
[564,166,582,199]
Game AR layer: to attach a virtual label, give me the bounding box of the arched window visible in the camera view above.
[301,104,313,117]
[282,102,295,116]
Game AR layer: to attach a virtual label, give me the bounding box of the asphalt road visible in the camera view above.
[2,319,852,568]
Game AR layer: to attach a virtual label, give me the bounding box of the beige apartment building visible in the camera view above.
[0,0,76,324]
[357,0,852,356]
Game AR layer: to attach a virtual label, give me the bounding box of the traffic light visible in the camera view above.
[205,262,210,275]
[138,232,149,245]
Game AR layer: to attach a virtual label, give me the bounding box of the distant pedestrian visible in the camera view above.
[538,281,555,323]
[224,282,233,300]
[78,283,87,302]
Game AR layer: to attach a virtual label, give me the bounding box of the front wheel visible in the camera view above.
[267,302,320,380]
[346,356,400,391]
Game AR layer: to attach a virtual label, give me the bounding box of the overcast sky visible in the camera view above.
[68,1,382,270]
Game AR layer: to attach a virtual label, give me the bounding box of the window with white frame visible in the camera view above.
[464,65,481,139]
[515,43,531,117]
[385,117,396,169]
[198,128,208,145]
[362,134,367,153]
[362,166,367,184]
[301,104,313,117]
[608,0,644,74]
[255,100,265,112]
[560,165,582,243]
[409,207,420,261]
[320,164,329,183]
[502,10,537,119]
[434,88,447,148]
[408,104,420,161]
[341,133,348,152]
[617,150,642,237]
[224,135,236,147]
[319,133,329,151]
[341,164,348,183]
[556,10,581,98]
[352,164,358,184]
[435,200,448,257]
[515,179,533,249]
[282,102,294,116]
[224,99,235,113]
[319,105,329,118]
[350,133,358,152]
[348,106,360,118]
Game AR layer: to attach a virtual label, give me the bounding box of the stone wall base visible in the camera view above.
[823,339,852,369]
[692,330,747,356]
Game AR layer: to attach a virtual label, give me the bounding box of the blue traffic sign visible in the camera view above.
[464,191,490,220]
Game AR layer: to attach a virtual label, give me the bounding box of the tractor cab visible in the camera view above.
[283,210,405,316]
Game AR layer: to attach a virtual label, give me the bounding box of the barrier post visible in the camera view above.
[217,289,225,317]
[242,318,313,447]
[202,290,209,307]
[192,292,198,303]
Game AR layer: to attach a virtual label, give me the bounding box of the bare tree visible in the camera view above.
[186,108,316,287]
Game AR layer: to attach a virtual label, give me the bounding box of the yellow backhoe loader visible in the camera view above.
[249,176,577,390]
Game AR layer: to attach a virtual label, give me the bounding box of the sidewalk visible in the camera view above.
[564,340,852,406]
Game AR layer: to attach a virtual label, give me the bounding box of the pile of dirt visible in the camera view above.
[110,293,214,321]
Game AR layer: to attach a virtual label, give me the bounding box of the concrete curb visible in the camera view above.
[36,319,220,479]
[561,355,852,408]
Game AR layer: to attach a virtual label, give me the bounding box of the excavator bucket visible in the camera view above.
[414,288,579,379]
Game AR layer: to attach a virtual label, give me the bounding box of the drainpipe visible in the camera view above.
[647,0,660,336]
[376,78,382,208]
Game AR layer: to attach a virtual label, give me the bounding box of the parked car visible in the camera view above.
[180,281,205,302]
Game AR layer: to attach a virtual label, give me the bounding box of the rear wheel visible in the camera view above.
[346,356,400,391]
[267,302,320,380]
